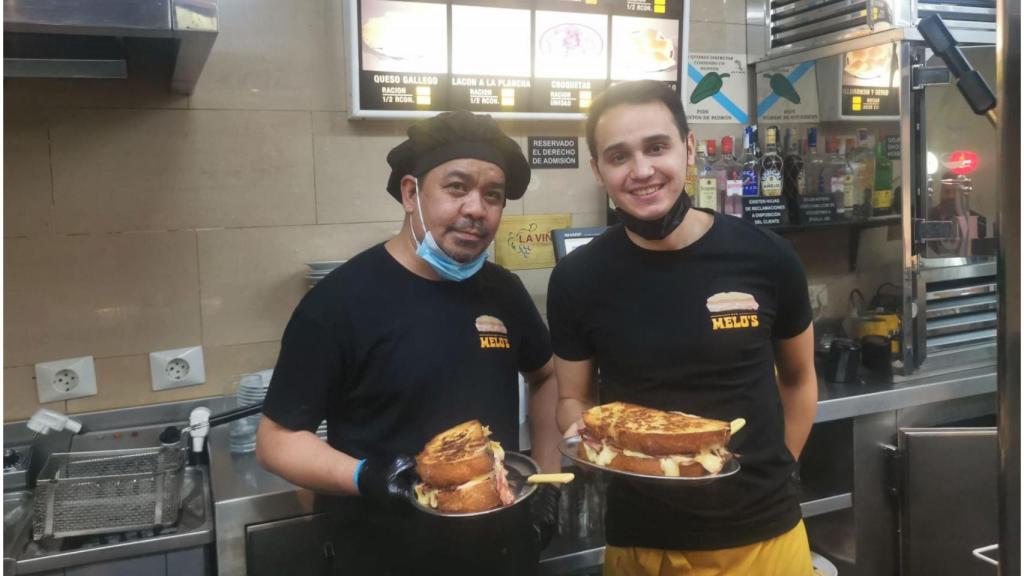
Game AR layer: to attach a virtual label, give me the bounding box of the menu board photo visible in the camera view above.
[840,43,900,119]
[348,0,685,119]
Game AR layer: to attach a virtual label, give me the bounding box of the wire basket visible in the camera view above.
[32,447,186,540]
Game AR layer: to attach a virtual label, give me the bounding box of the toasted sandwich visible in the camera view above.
[413,420,516,513]
[578,402,737,477]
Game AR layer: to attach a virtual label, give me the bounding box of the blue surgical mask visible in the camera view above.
[410,179,489,281]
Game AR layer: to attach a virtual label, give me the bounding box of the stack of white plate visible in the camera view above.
[230,370,273,454]
[306,260,346,288]
[230,369,328,452]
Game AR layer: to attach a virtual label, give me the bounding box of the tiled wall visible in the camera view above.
[4,0,752,420]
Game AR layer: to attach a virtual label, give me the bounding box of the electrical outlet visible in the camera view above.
[35,356,98,403]
[150,347,205,391]
[809,284,829,311]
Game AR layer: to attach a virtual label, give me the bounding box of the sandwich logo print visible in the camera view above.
[706,292,761,331]
[476,315,511,349]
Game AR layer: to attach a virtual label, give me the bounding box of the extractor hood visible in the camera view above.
[4,0,218,94]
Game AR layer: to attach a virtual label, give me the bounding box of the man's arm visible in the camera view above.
[524,359,562,473]
[256,416,361,494]
[554,355,598,435]
[774,323,818,460]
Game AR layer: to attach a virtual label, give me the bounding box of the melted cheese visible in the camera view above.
[414,483,438,508]
[730,418,746,435]
[583,442,618,466]
[693,449,725,474]
[490,441,505,461]
[585,439,728,476]
[659,458,681,476]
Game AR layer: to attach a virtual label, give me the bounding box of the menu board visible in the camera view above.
[349,0,685,118]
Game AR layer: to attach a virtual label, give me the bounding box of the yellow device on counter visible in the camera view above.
[854,314,901,355]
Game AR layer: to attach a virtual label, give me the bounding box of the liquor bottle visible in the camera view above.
[685,140,699,201]
[849,128,876,211]
[844,138,859,215]
[873,138,894,215]
[697,140,720,210]
[827,137,853,216]
[740,127,759,197]
[804,127,827,196]
[715,136,744,217]
[782,128,805,221]
[759,126,784,197]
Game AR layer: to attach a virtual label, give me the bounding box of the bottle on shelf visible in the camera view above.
[741,126,760,197]
[715,136,744,217]
[873,137,895,215]
[697,139,720,210]
[685,140,699,201]
[759,126,784,197]
[782,128,805,221]
[826,137,854,216]
[844,138,860,215]
[804,127,828,196]
[849,128,876,213]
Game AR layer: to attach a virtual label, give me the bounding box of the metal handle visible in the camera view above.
[208,402,263,427]
[972,543,999,566]
[181,403,264,436]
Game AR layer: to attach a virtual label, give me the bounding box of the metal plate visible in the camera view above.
[558,437,740,485]
[409,451,539,518]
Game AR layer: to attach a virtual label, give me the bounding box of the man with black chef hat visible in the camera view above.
[256,110,562,576]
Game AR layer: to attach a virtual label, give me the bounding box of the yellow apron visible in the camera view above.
[603,520,814,576]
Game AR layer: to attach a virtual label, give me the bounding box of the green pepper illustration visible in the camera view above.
[690,72,730,104]
[764,73,801,104]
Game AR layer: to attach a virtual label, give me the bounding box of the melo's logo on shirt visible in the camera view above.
[706,292,761,331]
[476,315,511,349]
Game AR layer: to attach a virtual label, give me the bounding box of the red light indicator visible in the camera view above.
[945,150,979,175]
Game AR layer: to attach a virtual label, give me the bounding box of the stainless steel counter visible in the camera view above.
[815,359,996,422]
[208,359,997,576]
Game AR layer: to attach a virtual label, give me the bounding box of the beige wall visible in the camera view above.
[4,0,751,420]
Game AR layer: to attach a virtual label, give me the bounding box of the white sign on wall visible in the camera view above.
[756,61,820,123]
[684,52,748,124]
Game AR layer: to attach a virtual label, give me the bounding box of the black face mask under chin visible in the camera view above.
[615,190,692,241]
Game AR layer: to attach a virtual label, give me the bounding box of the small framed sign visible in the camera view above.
[797,194,839,224]
[742,196,789,226]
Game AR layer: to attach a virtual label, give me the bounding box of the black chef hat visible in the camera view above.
[386,110,531,202]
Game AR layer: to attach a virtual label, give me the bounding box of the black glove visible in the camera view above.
[355,455,416,511]
[528,484,561,551]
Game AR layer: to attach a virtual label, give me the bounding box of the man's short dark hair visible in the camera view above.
[585,80,690,159]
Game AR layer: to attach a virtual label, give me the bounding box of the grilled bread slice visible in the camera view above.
[608,409,731,456]
[415,420,494,488]
[431,474,504,513]
[581,401,632,439]
[609,452,708,477]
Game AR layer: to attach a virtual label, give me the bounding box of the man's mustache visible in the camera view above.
[451,219,488,236]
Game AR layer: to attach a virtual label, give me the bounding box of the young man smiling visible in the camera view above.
[548,80,818,575]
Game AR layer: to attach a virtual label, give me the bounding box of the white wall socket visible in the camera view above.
[150,346,206,391]
[35,356,98,403]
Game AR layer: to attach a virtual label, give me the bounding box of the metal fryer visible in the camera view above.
[32,446,186,540]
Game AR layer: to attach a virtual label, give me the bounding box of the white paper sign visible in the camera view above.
[685,52,749,124]
[756,61,819,123]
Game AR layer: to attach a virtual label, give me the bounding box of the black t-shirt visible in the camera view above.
[262,243,552,575]
[547,211,812,551]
